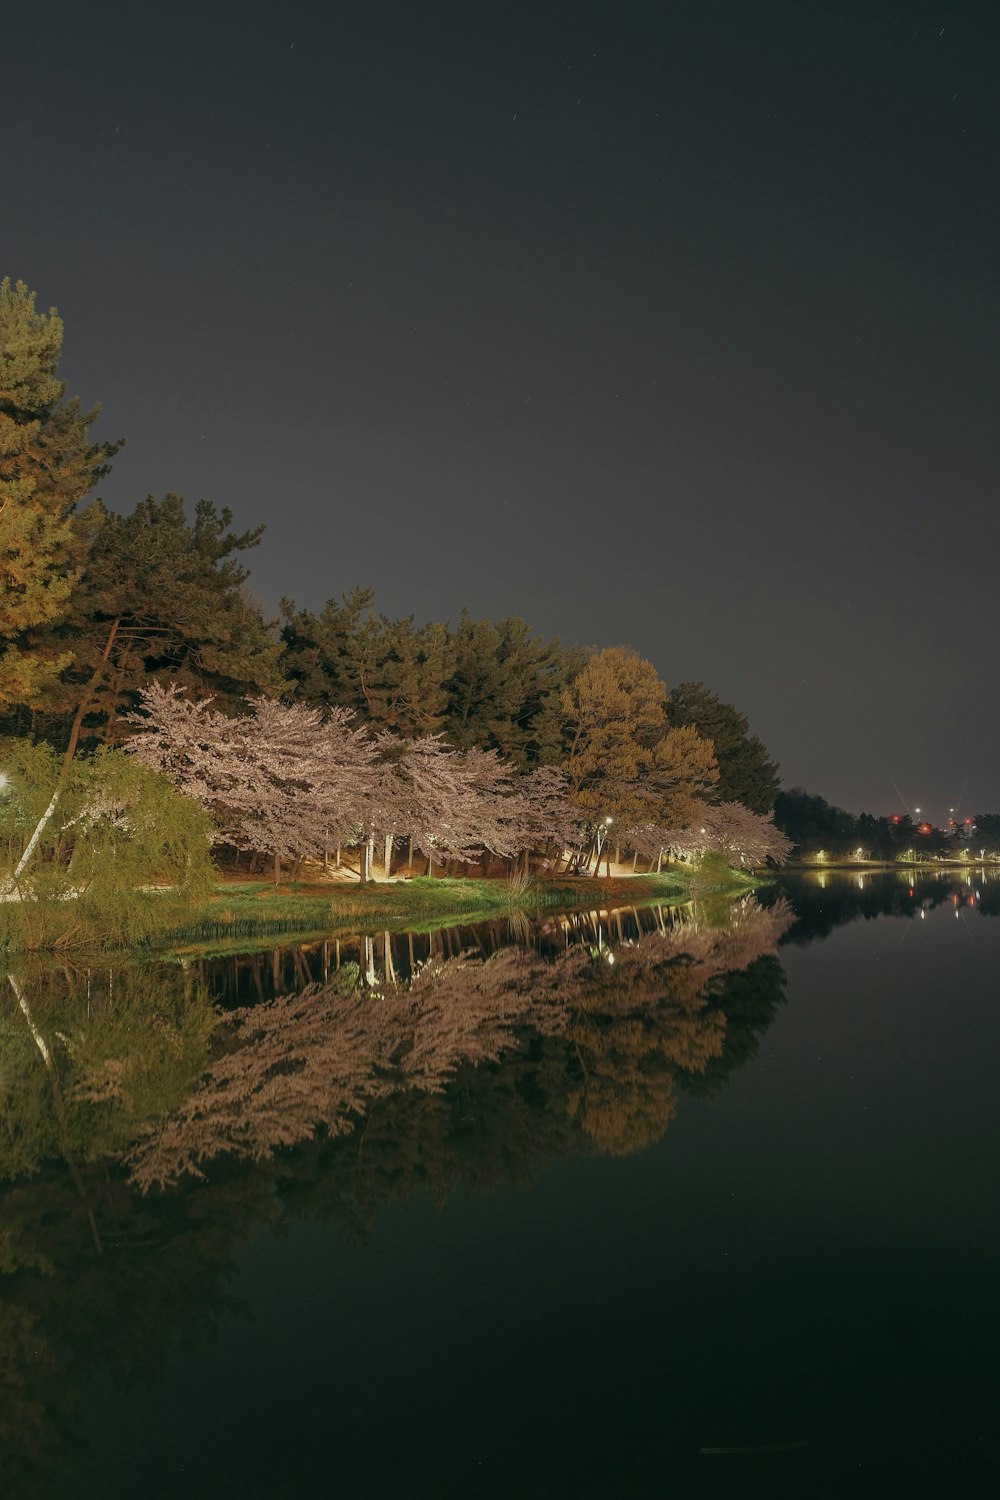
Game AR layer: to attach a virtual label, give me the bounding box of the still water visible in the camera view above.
[1,873,998,1497]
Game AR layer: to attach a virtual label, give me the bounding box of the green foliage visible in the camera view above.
[0,742,214,950]
[0,964,217,1182]
[666,681,781,813]
[774,786,864,856]
[971,813,1000,854]
[20,494,281,749]
[442,610,581,765]
[690,849,743,889]
[0,278,120,709]
[280,590,580,764]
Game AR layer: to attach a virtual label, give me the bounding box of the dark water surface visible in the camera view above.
[2,873,998,1496]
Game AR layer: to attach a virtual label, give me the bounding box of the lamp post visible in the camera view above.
[594,815,613,875]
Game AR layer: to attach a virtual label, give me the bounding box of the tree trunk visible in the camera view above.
[274,851,281,886]
[1,789,61,895]
[62,616,123,772]
[384,834,394,878]
[8,974,103,1255]
[0,618,127,895]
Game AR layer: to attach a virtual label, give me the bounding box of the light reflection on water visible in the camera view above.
[1,873,998,1496]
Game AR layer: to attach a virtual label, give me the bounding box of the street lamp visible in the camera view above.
[594,815,613,873]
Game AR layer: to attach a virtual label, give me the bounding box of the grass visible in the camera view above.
[1,865,763,959]
[161,870,703,954]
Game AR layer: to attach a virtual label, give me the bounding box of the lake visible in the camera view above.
[1,871,997,1497]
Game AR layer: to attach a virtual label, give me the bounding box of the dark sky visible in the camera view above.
[5,0,998,820]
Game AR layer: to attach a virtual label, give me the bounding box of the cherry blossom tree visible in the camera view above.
[126,683,377,881]
[126,684,614,883]
[688,801,793,868]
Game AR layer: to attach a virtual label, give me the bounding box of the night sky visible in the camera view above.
[5,0,998,820]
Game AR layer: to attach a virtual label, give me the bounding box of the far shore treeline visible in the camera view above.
[0,277,807,931]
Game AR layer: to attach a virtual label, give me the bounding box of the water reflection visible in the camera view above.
[0,894,791,1493]
[768,867,997,943]
[127,895,793,1186]
[201,897,746,1005]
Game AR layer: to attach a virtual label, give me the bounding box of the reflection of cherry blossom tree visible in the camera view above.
[128,896,792,1189]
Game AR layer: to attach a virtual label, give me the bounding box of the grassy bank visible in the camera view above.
[162,870,715,951]
[2,866,762,957]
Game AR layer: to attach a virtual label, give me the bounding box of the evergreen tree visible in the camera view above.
[280,587,386,719]
[442,611,580,766]
[0,278,120,708]
[560,646,718,836]
[26,494,281,753]
[665,681,781,813]
[281,593,578,761]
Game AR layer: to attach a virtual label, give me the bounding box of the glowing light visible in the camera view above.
[605,951,615,965]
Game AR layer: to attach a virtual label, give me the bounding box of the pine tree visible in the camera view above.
[443,611,579,765]
[0,278,120,707]
[560,646,718,836]
[665,681,781,813]
[28,494,282,753]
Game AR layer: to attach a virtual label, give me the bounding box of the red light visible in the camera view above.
[965,818,972,824]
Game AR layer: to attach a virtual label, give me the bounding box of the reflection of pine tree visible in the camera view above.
[677,955,788,1098]
[0,1158,278,1496]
